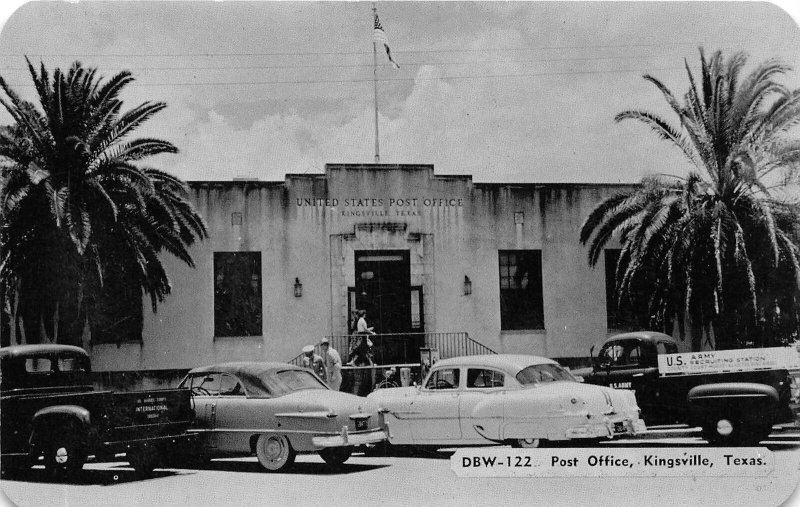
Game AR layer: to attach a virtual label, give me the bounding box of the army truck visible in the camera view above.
[577,331,798,445]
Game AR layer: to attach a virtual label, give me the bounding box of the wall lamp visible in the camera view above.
[463,276,472,296]
[294,277,303,298]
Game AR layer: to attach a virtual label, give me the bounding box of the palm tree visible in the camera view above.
[0,59,207,346]
[580,48,800,351]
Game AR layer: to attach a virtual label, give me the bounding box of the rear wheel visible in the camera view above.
[128,446,159,478]
[319,446,353,466]
[702,417,743,445]
[255,434,295,472]
[510,438,546,448]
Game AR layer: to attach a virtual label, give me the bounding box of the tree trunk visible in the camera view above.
[0,282,10,347]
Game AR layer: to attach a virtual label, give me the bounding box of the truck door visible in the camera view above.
[595,339,648,390]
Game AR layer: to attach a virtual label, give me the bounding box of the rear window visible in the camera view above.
[261,369,327,396]
[516,363,576,385]
[58,357,86,372]
[25,358,52,373]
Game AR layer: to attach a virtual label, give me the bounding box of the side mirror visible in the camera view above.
[573,375,585,383]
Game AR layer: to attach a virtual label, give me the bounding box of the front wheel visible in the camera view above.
[44,436,86,480]
[319,446,353,466]
[702,417,743,445]
[255,434,296,472]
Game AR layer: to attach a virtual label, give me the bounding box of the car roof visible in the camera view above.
[188,361,306,378]
[607,331,677,344]
[186,362,318,397]
[432,354,558,373]
[0,344,88,359]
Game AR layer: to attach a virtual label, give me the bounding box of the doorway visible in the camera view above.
[354,250,420,364]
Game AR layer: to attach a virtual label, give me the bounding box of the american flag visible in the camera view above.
[373,11,400,69]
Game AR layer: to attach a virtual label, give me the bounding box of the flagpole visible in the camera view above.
[372,3,380,163]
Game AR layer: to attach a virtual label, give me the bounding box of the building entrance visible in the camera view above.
[354,250,421,364]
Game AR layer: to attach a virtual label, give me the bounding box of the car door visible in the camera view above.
[405,367,462,442]
[186,372,221,450]
[459,368,506,442]
[208,373,252,453]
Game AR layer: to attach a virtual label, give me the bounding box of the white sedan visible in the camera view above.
[366,354,646,447]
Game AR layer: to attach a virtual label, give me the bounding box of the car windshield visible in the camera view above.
[258,369,328,396]
[516,363,576,386]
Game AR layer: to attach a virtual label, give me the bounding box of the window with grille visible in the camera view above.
[214,252,262,337]
[498,250,544,330]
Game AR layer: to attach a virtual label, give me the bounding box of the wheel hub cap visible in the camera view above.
[55,447,69,464]
[716,419,734,436]
[266,438,283,461]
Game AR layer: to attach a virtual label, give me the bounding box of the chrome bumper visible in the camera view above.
[312,426,388,448]
[565,417,646,439]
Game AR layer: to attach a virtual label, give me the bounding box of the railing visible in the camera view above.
[288,331,496,366]
[425,332,496,360]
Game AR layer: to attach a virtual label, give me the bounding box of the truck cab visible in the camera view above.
[585,332,682,424]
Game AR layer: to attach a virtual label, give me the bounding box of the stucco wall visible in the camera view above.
[89,164,665,372]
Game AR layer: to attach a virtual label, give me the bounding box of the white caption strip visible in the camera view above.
[450,447,774,478]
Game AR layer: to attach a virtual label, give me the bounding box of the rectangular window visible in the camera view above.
[214,252,262,337]
[25,357,52,374]
[425,368,460,390]
[498,250,544,330]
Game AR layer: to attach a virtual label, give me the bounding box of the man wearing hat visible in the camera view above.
[320,338,342,391]
[301,345,327,382]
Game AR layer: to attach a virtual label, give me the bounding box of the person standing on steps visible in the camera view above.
[320,337,342,391]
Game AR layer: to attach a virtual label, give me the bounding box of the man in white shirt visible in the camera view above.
[320,338,342,391]
[301,345,327,382]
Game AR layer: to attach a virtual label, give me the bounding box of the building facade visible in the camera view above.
[87,163,688,375]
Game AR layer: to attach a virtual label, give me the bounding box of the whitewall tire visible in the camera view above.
[255,434,295,472]
[513,438,545,448]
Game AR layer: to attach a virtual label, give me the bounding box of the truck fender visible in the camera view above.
[30,405,92,448]
[687,382,779,424]
[687,382,779,404]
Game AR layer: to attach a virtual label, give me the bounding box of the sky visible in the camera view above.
[0,1,799,184]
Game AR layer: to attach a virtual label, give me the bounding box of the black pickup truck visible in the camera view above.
[576,331,798,445]
[1,344,195,478]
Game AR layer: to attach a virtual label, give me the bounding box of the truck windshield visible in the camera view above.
[516,364,576,385]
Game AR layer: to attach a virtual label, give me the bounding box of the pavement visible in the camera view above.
[2,425,799,507]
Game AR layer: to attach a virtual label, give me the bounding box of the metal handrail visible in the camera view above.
[288,331,496,366]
